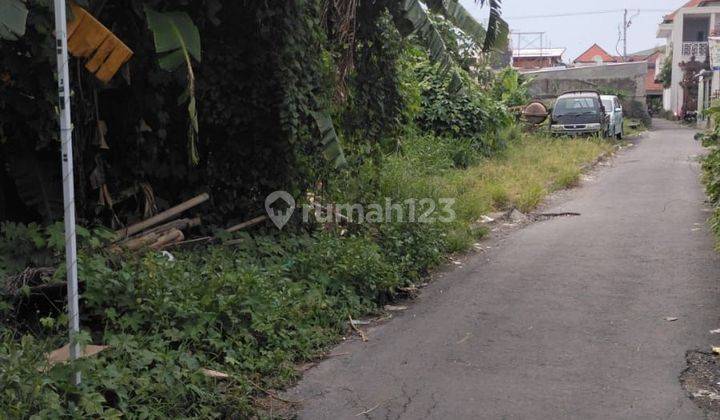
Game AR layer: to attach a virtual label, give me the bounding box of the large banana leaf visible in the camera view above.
[391,0,462,91]
[312,112,348,169]
[144,6,201,70]
[144,6,201,165]
[0,0,28,41]
[477,0,508,52]
[424,0,486,46]
[425,0,508,52]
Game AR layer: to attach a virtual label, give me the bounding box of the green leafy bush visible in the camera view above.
[491,68,530,107]
[409,50,512,155]
[699,104,720,245]
[0,226,422,417]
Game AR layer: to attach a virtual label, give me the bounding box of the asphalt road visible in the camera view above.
[289,120,720,419]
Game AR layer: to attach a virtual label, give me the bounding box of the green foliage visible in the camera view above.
[0,221,112,280]
[699,104,720,246]
[0,126,615,417]
[144,6,201,165]
[410,51,512,155]
[144,7,201,72]
[0,226,427,416]
[491,68,530,107]
[478,0,509,52]
[313,112,348,169]
[597,87,629,101]
[0,0,508,228]
[658,53,673,89]
[424,0,487,47]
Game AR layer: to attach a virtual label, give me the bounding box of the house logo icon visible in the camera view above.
[265,191,295,230]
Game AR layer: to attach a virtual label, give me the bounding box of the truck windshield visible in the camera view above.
[554,97,599,116]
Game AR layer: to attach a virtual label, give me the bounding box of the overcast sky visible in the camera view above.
[459,0,682,62]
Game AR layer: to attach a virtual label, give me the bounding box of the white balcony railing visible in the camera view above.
[682,41,709,58]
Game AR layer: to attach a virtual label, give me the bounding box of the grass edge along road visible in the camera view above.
[0,131,615,418]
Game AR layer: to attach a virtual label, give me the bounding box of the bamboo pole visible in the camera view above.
[115,193,209,239]
[226,215,267,233]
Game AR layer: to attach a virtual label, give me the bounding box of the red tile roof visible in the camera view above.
[574,44,618,64]
[665,0,720,23]
[645,69,663,94]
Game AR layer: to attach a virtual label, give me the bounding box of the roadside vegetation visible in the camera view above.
[1,1,615,417]
[0,133,613,417]
[698,105,720,247]
[623,118,648,138]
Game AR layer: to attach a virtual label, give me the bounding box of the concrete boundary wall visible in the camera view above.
[522,62,649,121]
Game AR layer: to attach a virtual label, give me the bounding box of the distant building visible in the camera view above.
[656,0,720,117]
[572,44,665,111]
[625,48,665,100]
[573,44,619,65]
[512,48,566,71]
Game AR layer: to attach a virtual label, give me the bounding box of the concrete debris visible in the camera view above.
[384,305,408,312]
[664,317,678,322]
[508,209,528,223]
[479,215,495,224]
[479,211,509,224]
[692,389,720,401]
[710,329,720,334]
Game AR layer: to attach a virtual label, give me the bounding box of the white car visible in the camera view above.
[601,95,624,139]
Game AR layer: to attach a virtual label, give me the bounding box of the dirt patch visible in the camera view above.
[680,350,720,417]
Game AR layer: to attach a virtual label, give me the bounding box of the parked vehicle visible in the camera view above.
[601,95,624,139]
[550,91,609,137]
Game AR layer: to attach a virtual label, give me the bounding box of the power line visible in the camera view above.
[507,9,670,20]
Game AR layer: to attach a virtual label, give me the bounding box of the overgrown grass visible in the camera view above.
[623,118,647,138]
[0,128,613,418]
[380,131,613,251]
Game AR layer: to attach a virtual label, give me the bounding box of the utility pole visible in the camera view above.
[623,9,628,61]
[621,9,640,62]
[53,0,82,385]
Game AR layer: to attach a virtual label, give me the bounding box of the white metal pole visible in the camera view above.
[52,0,81,385]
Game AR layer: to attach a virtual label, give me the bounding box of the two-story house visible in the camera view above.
[657,0,720,116]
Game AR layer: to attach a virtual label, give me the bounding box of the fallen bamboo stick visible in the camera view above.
[165,236,214,248]
[150,228,184,250]
[226,215,267,233]
[115,193,209,239]
[137,217,201,237]
[122,232,160,251]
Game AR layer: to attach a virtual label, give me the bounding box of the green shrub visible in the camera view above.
[410,53,512,155]
[0,225,434,417]
[491,68,530,107]
[699,104,720,247]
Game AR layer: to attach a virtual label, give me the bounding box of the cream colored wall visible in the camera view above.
[666,7,720,114]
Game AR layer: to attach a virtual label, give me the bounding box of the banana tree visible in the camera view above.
[330,0,507,91]
[424,0,508,52]
[323,0,507,163]
[144,6,202,165]
[390,0,508,79]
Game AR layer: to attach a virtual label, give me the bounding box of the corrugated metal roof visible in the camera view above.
[512,48,566,58]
